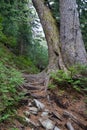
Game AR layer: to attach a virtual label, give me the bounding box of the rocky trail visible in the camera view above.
[0,73,87,130]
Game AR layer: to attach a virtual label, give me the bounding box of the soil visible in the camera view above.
[0,73,87,130]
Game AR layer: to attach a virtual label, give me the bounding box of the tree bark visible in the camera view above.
[59,0,87,67]
[32,0,66,73]
[32,0,87,73]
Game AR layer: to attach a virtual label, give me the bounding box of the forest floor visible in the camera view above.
[0,73,87,130]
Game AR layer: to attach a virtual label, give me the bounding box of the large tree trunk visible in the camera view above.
[32,0,87,74]
[59,0,87,67]
[32,0,66,73]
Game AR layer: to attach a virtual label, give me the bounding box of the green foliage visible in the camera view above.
[28,41,48,71]
[50,65,87,92]
[0,14,7,43]
[48,83,56,89]
[10,128,19,130]
[0,0,32,55]
[0,14,17,49]
[76,0,87,50]
[0,62,24,122]
[0,40,40,123]
[49,0,59,20]
[0,43,39,73]
[14,56,39,73]
[0,0,48,70]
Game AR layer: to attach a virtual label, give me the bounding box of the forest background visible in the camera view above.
[0,0,87,123]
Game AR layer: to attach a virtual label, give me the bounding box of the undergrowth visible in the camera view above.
[0,62,24,122]
[49,65,87,93]
[0,43,39,73]
[0,42,39,122]
[15,56,39,73]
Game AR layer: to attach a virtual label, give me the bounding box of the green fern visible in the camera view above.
[50,65,87,92]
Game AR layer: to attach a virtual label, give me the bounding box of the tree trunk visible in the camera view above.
[32,0,66,73]
[59,0,87,67]
[32,0,87,73]
[20,38,24,55]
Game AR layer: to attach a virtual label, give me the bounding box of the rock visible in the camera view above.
[29,107,38,111]
[25,117,39,127]
[52,111,63,121]
[66,122,74,130]
[39,118,55,129]
[29,107,38,115]
[41,111,49,117]
[28,102,32,107]
[25,117,31,123]
[54,126,61,130]
[33,99,45,110]
[29,120,40,127]
[44,109,49,112]
[24,111,30,117]
[16,116,29,125]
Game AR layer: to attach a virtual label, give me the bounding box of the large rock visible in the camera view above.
[33,99,45,110]
[25,117,31,123]
[25,117,39,127]
[41,111,49,117]
[39,118,55,129]
[54,126,61,130]
[23,111,30,117]
[29,107,38,115]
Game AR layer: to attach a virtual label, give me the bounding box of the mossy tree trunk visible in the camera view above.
[32,0,66,73]
[32,0,87,73]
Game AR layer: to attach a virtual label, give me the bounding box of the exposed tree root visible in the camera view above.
[63,111,87,129]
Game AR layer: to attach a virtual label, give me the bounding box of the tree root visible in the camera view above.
[63,111,87,129]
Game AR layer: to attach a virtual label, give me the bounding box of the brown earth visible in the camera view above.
[0,73,87,130]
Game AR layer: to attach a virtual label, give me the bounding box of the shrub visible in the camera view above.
[14,56,39,73]
[50,65,87,92]
[0,62,24,122]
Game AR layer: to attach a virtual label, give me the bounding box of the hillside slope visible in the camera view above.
[0,42,39,73]
[0,42,39,123]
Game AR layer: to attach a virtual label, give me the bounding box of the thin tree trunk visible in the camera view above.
[32,0,66,73]
[20,38,24,55]
[59,0,87,67]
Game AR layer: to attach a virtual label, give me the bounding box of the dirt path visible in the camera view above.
[0,73,87,130]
